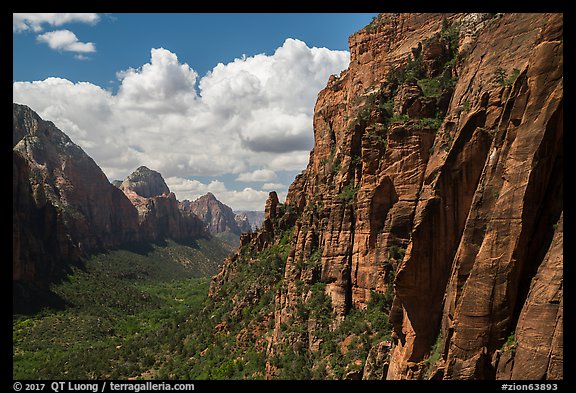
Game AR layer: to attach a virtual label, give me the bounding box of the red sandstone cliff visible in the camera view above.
[208,13,563,380]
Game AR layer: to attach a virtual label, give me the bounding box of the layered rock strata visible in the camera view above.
[120,167,206,241]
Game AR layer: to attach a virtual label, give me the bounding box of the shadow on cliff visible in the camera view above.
[113,235,211,255]
[173,235,211,249]
[13,281,67,315]
[13,235,216,315]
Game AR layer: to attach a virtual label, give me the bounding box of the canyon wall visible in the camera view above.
[209,13,563,380]
[13,103,140,286]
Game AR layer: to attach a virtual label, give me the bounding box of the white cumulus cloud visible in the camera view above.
[116,48,198,113]
[36,29,96,53]
[261,182,287,191]
[236,169,277,182]
[13,39,349,210]
[13,13,100,33]
[165,176,275,211]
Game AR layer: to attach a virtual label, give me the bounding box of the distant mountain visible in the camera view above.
[233,212,253,233]
[118,166,207,242]
[234,210,265,231]
[180,193,251,247]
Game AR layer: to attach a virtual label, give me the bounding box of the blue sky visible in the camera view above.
[15,13,376,88]
[13,13,377,210]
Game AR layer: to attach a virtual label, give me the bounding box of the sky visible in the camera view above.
[13,13,377,211]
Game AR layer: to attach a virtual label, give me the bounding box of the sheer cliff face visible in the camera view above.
[377,13,563,380]
[210,13,563,380]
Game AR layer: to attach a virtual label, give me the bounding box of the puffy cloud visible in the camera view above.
[267,150,312,172]
[238,109,312,153]
[236,169,277,182]
[165,177,227,199]
[218,188,283,212]
[13,13,100,33]
[261,182,287,191]
[165,176,274,211]
[200,38,349,156]
[37,29,96,53]
[13,39,349,210]
[116,48,198,113]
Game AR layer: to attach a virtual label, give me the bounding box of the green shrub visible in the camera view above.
[416,117,443,130]
[389,244,406,261]
[378,98,394,116]
[386,52,424,85]
[424,334,444,377]
[390,113,409,124]
[440,20,459,58]
[337,183,359,203]
[328,157,341,175]
[308,249,322,269]
[456,100,470,117]
[418,77,442,97]
[505,68,520,86]
[492,67,520,88]
[307,282,332,318]
[503,331,517,352]
[365,15,393,33]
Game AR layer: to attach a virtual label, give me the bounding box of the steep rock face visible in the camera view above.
[13,104,140,285]
[180,192,243,236]
[493,213,563,380]
[391,12,563,380]
[120,168,207,242]
[200,13,563,380]
[13,150,74,284]
[265,14,461,371]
